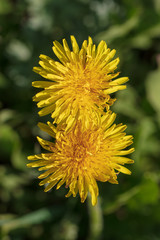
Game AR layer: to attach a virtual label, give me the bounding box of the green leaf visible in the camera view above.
[0,110,16,123]
[7,40,31,61]
[103,186,140,215]
[103,174,159,215]
[128,174,159,211]
[0,0,12,15]
[130,24,160,49]
[0,73,8,88]
[0,124,20,157]
[113,85,144,119]
[95,15,139,44]
[134,117,160,167]
[1,206,65,233]
[146,69,160,113]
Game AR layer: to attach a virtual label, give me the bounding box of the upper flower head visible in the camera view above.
[27,111,134,206]
[33,36,129,131]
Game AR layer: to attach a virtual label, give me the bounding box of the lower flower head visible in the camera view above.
[27,112,134,206]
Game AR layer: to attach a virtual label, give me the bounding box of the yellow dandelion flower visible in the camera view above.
[32,36,129,131]
[27,111,134,206]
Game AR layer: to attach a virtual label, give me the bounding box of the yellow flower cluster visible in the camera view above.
[28,36,134,206]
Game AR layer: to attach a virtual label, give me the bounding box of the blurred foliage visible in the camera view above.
[0,0,160,239]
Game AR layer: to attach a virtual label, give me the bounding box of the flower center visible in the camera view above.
[73,144,86,162]
[65,63,103,103]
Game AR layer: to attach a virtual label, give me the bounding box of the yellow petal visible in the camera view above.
[32,81,53,88]
[71,35,79,54]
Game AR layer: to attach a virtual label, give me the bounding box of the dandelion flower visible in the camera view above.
[33,36,129,131]
[27,111,134,206]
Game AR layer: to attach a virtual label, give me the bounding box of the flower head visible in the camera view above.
[27,111,134,206]
[33,36,128,131]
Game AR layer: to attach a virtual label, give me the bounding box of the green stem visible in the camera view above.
[87,195,103,240]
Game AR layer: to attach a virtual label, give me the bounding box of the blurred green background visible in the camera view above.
[0,0,160,239]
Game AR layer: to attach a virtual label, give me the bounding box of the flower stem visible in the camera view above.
[87,195,103,240]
